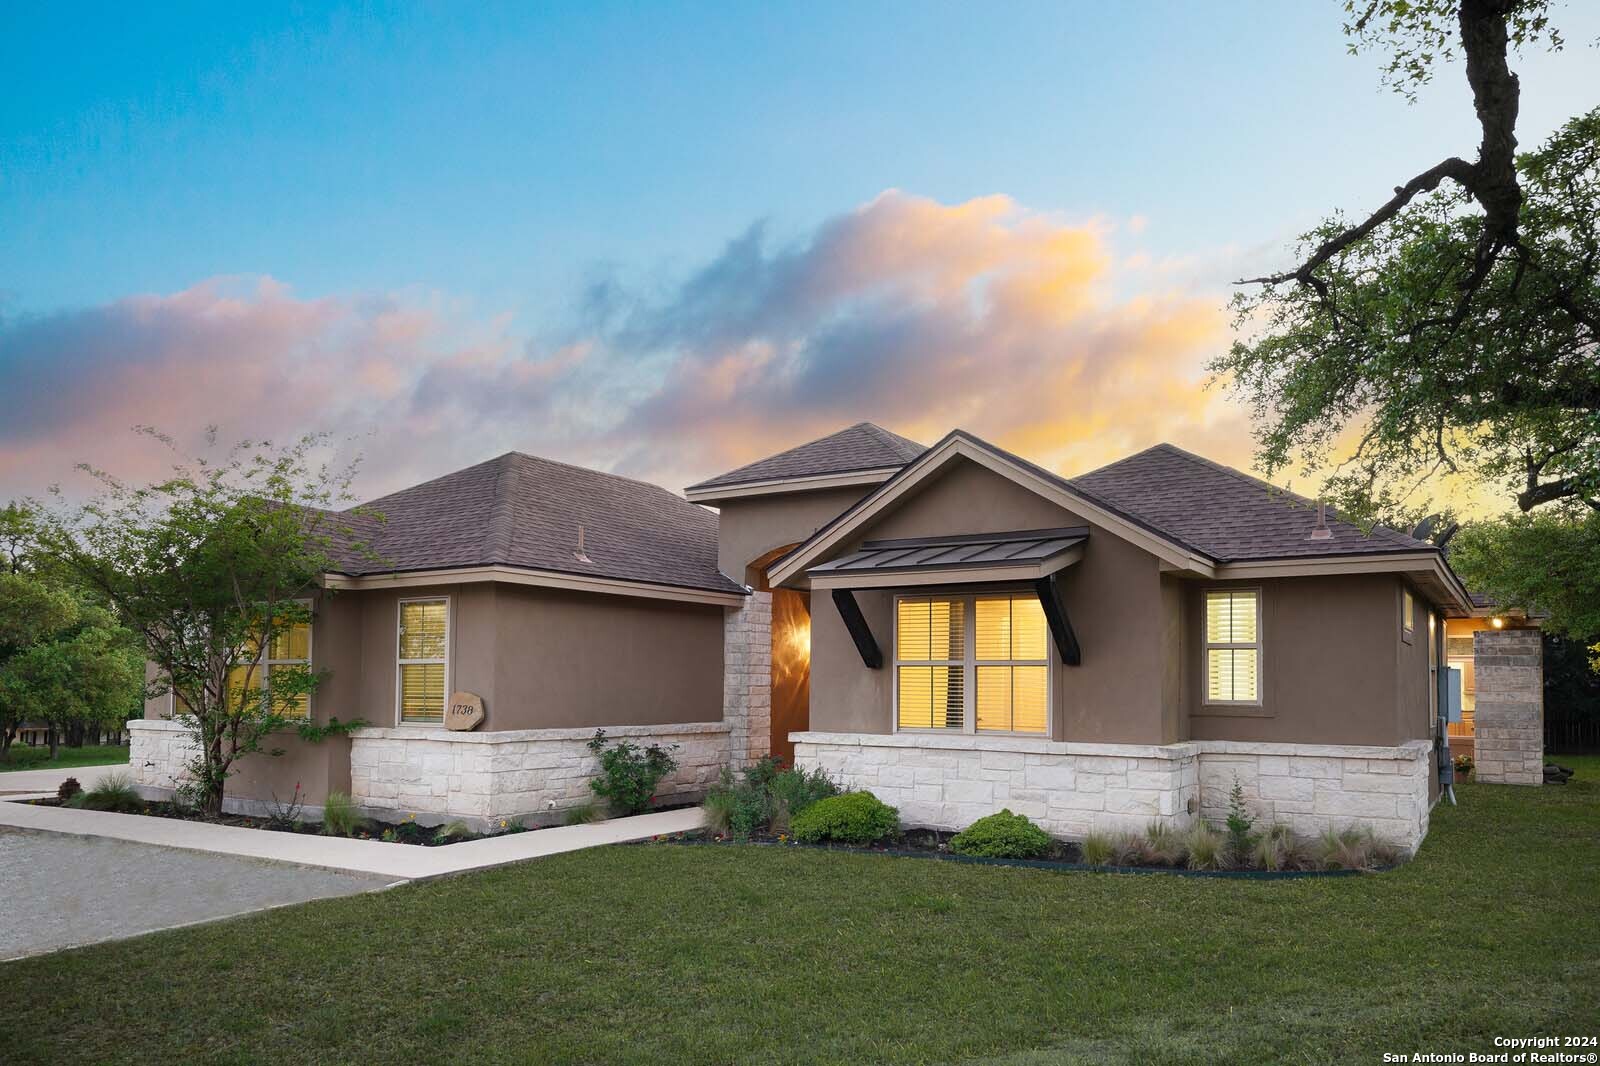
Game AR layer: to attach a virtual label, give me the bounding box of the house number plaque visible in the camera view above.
[445,691,486,731]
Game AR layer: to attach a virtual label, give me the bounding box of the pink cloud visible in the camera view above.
[0,192,1254,504]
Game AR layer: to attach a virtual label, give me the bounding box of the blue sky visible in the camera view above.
[2,2,1596,500]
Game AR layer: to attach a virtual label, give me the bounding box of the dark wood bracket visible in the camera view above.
[831,589,883,669]
[1033,574,1081,666]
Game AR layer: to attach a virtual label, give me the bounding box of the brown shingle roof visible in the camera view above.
[1063,442,1427,562]
[329,453,743,595]
[686,422,925,492]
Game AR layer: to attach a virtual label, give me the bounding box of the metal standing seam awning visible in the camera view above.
[806,528,1087,669]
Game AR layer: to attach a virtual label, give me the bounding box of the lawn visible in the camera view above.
[0,743,129,773]
[4,764,1597,1065]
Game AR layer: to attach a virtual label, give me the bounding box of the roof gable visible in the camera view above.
[686,422,925,494]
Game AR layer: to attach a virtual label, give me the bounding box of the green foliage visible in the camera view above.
[1341,0,1562,100]
[70,771,143,813]
[320,791,363,836]
[789,791,898,846]
[1455,754,1475,777]
[1079,832,1115,867]
[1317,827,1382,871]
[1218,107,1600,522]
[586,729,678,814]
[1184,823,1227,871]
[564,801,606,826]
[33,429,380,816]
[701,782,738,836]
[294,716,369,743]
[948,809,1054,859]
[434,820,473,844]
[1143,821,1187,866]
[1225,774,1257,863]
[1452,509,1600,639]
[767,766,840,834]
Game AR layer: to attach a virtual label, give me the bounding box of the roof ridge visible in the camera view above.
[350,452,509,513]
[506,450,675,495]
[484,453,521,564]
[856,421,926,457]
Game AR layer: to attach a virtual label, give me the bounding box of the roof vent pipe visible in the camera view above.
[1307,499,1333,541]
[574,524,592,563]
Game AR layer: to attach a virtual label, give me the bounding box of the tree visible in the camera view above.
[37,429,375,815]
[1449,506,1600,639]
[1215,1,1596,521]
[0,501,143,758]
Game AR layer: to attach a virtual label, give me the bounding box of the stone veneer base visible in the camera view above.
[791,731,1433,852]
[131,718,731,826]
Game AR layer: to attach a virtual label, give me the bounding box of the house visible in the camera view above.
[130,423,1546,847]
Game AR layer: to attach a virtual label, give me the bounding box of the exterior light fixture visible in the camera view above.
[1490,616,1505,629]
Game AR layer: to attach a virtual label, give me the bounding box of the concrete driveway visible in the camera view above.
[0,829,394,961]
[0,761,131,796]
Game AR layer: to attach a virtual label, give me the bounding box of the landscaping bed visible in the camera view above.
[656,827,1373,878]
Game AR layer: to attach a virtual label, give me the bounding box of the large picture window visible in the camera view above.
[398,598,449,724]
[225,606,312,721]
[1204,588,1261,704]
[895,594,1049,735]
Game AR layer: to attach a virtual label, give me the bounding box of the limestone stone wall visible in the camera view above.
[128,719,199,793]
[792,732,1434,851]
[722,593,772,768]
[1473,628,1544,785]
[348,721,730,823]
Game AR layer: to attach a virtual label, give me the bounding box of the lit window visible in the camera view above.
[895,598,964,730]
[1204,589,1260,704]
[1402,587,1416,643]
[226,607,313,720]
[398,598,449,724]
[895,594,1050,735]
[975,596,1049,734]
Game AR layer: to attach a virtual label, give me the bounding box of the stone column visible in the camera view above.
[1473,629,1544,785]
[722,593,772,769]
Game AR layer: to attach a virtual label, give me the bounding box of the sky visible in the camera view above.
[2,1,1597,507]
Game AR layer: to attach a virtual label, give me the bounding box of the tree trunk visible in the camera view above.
[47,725,59,760]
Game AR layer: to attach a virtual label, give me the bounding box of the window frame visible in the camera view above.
[1201,586,1263,708]
[395,595,452,727]
[892,591,1053,739]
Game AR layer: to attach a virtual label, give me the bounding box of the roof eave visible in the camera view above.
[684,466,903,504]
[321,563,747,606]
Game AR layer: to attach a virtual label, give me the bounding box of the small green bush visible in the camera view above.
[949,809,1053,859]
[586,729,678,814]
[71,771,143,813]
[1316,827,1390,870]
[789,791,898,846]
[1079,832,1115,867]
[768,766,839,834]
[564,801,606,826]
[1111,831,1156,867]
[1224,773,1257,863]
[434,820,473,844]
[701,778,739,836]
[1184,823,1227,871]
[321,791,363,836]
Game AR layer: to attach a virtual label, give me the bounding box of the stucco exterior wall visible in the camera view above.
[1184,574,1419,747]
[805,457,1170,744]
[715,485,875,583]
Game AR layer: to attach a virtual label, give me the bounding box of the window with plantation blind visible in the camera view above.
[224,607,312,720]
[397,598,449,724]
[895,594,1049,735]
[1204,588,1261,704]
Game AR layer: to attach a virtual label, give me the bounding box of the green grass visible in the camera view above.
[0,743,129,773]
[4,771,1597,1065]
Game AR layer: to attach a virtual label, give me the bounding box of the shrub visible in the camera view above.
[729,786,767,839]
[321,791,363,836]
[1316,827,1390,871]
[57,777,83,802]
[1184,823,1227,870]
[586,729,678,815]
[1454,754,1475,777]
[1079,832,1114,867]
[768,766,840,834]
[1224,774,1257,863]
[1143,821,1187,866]
[434,820,473,844]
[789,791,898,846]
[701,777,739,836]
[1111,831,1156,867]
[949,809,1054,859]
[71,771,144,813]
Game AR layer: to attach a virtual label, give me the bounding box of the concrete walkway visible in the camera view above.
[0,797,704,880]
[0,761,129,796]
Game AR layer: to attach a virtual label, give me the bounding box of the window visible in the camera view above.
[1204,588,1260,704]
[1427,610,1438,726]
[1402,587,1416,644]
[398,598,449,724]
[895,594,1049,735]
[225,607,312,720]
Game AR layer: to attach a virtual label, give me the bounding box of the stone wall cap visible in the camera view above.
[789,731,1430,762]
[351,721,731,744]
